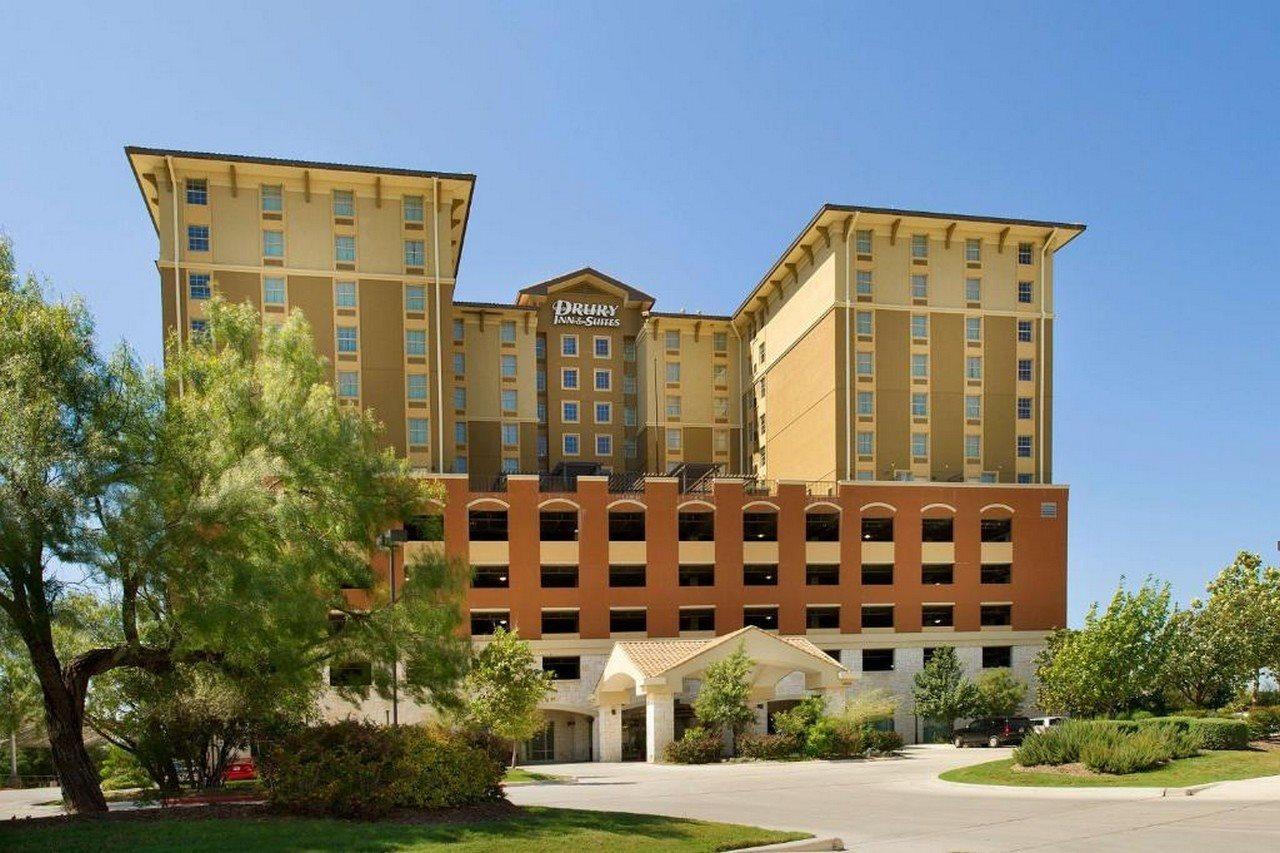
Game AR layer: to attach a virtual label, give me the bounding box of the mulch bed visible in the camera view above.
[1,798,522,832]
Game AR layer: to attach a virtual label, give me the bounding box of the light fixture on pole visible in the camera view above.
[377,528,409,725]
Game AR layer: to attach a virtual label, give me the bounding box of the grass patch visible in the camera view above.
[502,768,566,784]
[941,748,1280,788]
[0,806,807,852]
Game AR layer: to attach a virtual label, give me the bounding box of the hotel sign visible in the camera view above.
[551,300,621,327]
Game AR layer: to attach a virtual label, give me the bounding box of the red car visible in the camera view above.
[222,759,258,782]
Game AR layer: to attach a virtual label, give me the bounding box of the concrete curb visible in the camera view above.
[731,838,845,852]
[1163,783,1218,797]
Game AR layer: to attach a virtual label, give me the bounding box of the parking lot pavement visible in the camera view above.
[0,785,65,820]
[506,745,1280,852]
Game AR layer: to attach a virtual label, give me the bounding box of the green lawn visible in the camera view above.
[0,806,808,852]
[502,768,566,784]
[940,748,1280,788]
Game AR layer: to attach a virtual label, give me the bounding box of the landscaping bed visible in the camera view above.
[941,746,1280,788]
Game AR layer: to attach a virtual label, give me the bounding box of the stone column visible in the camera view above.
[822,685,847,714]
[645,691,676,762]
[596,705,623,762]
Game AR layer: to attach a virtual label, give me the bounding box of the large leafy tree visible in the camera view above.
[454,628,553,767]
[1201,552,1280,699]
[1034,579,1172,718]
[693,644,756,753]
[1161,602,1250,710]
[974,669,1027,718]
[0,240,469,812]
[911,646,979,735]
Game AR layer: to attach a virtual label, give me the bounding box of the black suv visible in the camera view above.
[953,717,1032,748]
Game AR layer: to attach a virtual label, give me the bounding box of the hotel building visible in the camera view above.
[126,147,1084,760]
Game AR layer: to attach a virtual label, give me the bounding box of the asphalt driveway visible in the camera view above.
[506,744,1280,852]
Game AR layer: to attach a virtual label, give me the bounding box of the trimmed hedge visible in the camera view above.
[1248,706,1280,740]
[663,726,725,764]
[738,733,801,760]
[259,720,504,818]
[1119,716,1249,750]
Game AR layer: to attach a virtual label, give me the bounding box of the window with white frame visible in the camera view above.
[561,334,578,356]
[501,422,518,445]
[405,285,426,312]
[965,434,981,460]
[666,395,682,419]
[713,363,728,385]
[334,235,356,263]
[405,329,426,357]
[404,240,424,267]
[335,281,357,308]
[965,394,981,420]
[911,234,928,259]
[1018,359,1033,382]
[454,318,466,342]
[965,238,981,262]
[333,190,355,218]
[1018,242,1034,264]
[562,401,579,423]
[1017,435,1033,457]
[856,311,873,335]
[595,402,612,423]
[407,418,428,447]
[713,332,727,352]
[965,277,981,302]
[856,229,873,254]
[594,369,611,391]
[856,390,874,416]
[185,179,207,205]
[337,371,359,399]
[261,230,283,259]
[501,354,517,378]
[187,225,209,252]
[665,361,680,383]
[856,270,872,295]
[1017,397,1032,420]
[856,431,874,456]
[856,351,874,376]
[501,320,516,343]
[263,276,286,306]
[596,434,613,456]
[911,392,928,418]
[910,274,928,299]
[714,397,729,419]
[966,356,982,380]
[911,353,929,378]
[453,387,466,410]
[624,405,636,426]
[336,326,358,353]
[260,184,282,212]
[593,336,610,358]
[911,432,928,458]
[452,352,465,374]
[1018,320,1033,342]
[966,317,982,342]
[665,330,680,350]
[562,367,579,390]
[1018,281,1033,303]
[407,374,428,401]
[563,433,580,455]
[666,427,682,451]
[501,389,517,412]
[911,314,928,340]
[188,273,211,300]
[402,195,424,223]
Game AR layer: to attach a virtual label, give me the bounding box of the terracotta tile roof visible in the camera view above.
[613,626,845,678]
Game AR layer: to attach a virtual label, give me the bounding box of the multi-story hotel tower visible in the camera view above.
[127,147,1084,760]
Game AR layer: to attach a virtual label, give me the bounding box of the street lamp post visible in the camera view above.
[377,528,409,725]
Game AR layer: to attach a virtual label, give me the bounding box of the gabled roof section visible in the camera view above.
[515,267,656,308]
[613,625,847,678]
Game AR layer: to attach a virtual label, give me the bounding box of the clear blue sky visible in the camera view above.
[3,2,1277,623]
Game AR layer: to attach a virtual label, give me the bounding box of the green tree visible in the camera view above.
[912,647,979,735]
[0,244,469,813]
[1,619,42,786]
[693,644,756,753]
[974,669,1027,717]
[1202,552,1280,699]
[1161,603,1249,710]
[1034,579,1173,718]
[454,628,553,767]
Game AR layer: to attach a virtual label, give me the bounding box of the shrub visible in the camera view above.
[1079,727,1173,774]
[1013,720,1099,766]
[804,718,869,759]
[1181,717,1249,750]
[259,720,504,818]
[1254,690,1280,707]
[663,726,724,764]
[738,732,802,760]
[1248,706,1280,740]
[865,728,904,754]
[772,696,825,742]
[99,745,151,791]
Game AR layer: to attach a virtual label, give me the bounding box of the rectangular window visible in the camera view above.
[405,285,426,312]
[861,605,894,629]
[1018,320,1033,342]
[594,369,612,391]
[540,511,578,541]
[454,421,467,445]
[911,432,928,458]
[712,364,728,387]
[451,353,465,375]
[187,225,209,252]
[333,190,355,218]
[856,430,874,456]
[1018,242,1034,264]
[610,609,647,633]
[966,317,982,342]
[407,417,429,447]
[910,274,928,299]
[981,518,1013,542]
[261,184,283,212]
[563,433,580,455]
[329,660,373,687]
[853,229,873,254]
[335,281,357,308]
[965,394,981,420]
[453,387,466,410]
[856,311,873,335]
[981,604,1012,627]
[861,517,893,542]
[562,401,579,423]
[911,234,928,259]
[922,517,953,542]
[262,230,284,259]
[983,646,1013,669]
[965,277,981,302]
[501,422,518,445]
[678,512,715,541]
[965,434,981,460]
[538,434,549,458]
[1017,435,1033,458]
[807,563,840,585]
[713,331,727,352]
[335,235,356,263]
[263,276,286,306]
[965,238,981,261]
[609,565,646,587]
[856,269,872,295]
[665,329,680,350]
[743,512,778,541]
[562,368,579,390]
[857,390,874,416]
[607,511,644,541]
[404,240,424,267]
[911,314,928,340]
[542,610,579,635]
[862,648,894,672]
[455,318,466,342]
[624,406,636,427]
[712,397,729,420]
[406,329,427,357]
[336,371,359,399]
[665,395,681,419]
[922,564,954,585]
[496,320,515,344]
[595,434,613,456]
[336,326,358,353]
[922,604,954,628]
[536,368,546,392]
[1018,281,1034,303]
[743,607,779,630]
[982,563,1012,584]
[400,194,425,223]
[805,512,839,542]
[561,335,578,356]
[679,564,715,586]
[501,354,517,378]
[471,566,509,589]
[744,564,778,586]
[861,563,893,585]
[807,606,840,630]
[966,356,982,381]
[540,565,578,588]
[469,611,509,636]
[1018,359,1034,382]
[504,457,521,474]
[623,338,636,361]
[911,392,928,418]
[185,178,207,205]
[468,510,507,541]
[665,361,681,383]
[1017,397,1032,420]
[912,353,929,378]
[679,608,715,632]
[623,375,637,395]
[187,273,211,300]
[666,427,682,452]
[592,335,610,357]
[594,402,611,424]
[542,656,580,680]
[856,351,874,376]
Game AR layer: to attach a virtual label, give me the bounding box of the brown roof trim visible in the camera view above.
[453,300,536,312]
[648,311,732,321]
[123,145,476,182]
[517,266,656,304]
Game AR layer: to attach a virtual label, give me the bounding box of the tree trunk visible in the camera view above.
[510,742,518,769]
[27,638,107,813]
[9,731,18,787]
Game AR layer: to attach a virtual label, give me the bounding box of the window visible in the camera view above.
[665,361,681,383]
[624,406,636,426]
[678,512,714,541]
[453,421,467,444]
[910,274,928,299]
[542,656,580,680]
[981,518,1012,542]
[538,434,549,458]
[595,402,612,424]
[562,401,579,423]
[856,229,873,254]
[594,369,612,391]
[404,240,424,267]
[561,368,579,390]
[714,430,728,453]
[713,363,728,386]
[470,611,509,636]
[469,510,507,541]
[861,564,893,585]
[610,609,647,633]
[806,564,839,585]
[453,387,466,411]
[911,234,928,259]
[407,418,428,447]
[185,178,207,205]
[666,427,682,451]
[856,269,872,295]
[1018,320,1033,342]
[335,235,356,263]
[981,604,1012,627]
[406,329,426,357]
[263,276,286,306]
[983,646,1013,669]
[965,238,981,262]
[1018,359,1033,382]
[966,317,982,342]
[335,281,357,308]
[472,566,508,588]
[679,608,715,632]
[1017,435,1033,458]
[536,368,547,392]
[713,332,727,352]
[714,397,729,419]
[542,610,579,635]
[1018,281,1033,303]
[539,511,577,541]
[922,604,954,627]
[862,648,894,672]
[333,190,355,218]
[806,512,840,542]
[501,422,518,446]
[965,434,981,460]
[965,277,981,302]
[595,434,612,456]
[861,518,893,542]
[856,431,874,456]
[187,225,209,251]
[405,284,426,312]
[982,563,1012,584]
[259,229,285,260]
[563,433,580,455]
[189,319,208,339]
[666,395,681,419]
[501,354,517,378]
[494,320,514,344]
[922,564,954,585]
[966,356,982,381]
[743,607,778,630]
[540,565,578,588]
[261,184,282,212]
[587,335,610,358]
[679,564,714,586]
[1018,242,1033,264]
[743,512,778,541]
[336,371,359,399]
[336,326,358,353]
[402,195,424,223]
[451,353,465,375]
[911,392,928,418]
[856,311,873,335]
[188,273,211,300]
[856,351,874,376]
[861,605,894,629]
[807,606,840,630]
[911,315,928,340]
[609,565,646,587]
[1017,397,1032,420]
[455,318,466,342]
[665,329,680,350]
[623,338,636,361]
[857,390,874,416]
[623,375,637,395]
[911,432,928,458]
[608,511,644,541]
[329,660,372,687]
[922,517,953,542]
[912,353,929,378]
[744,564,777,586]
